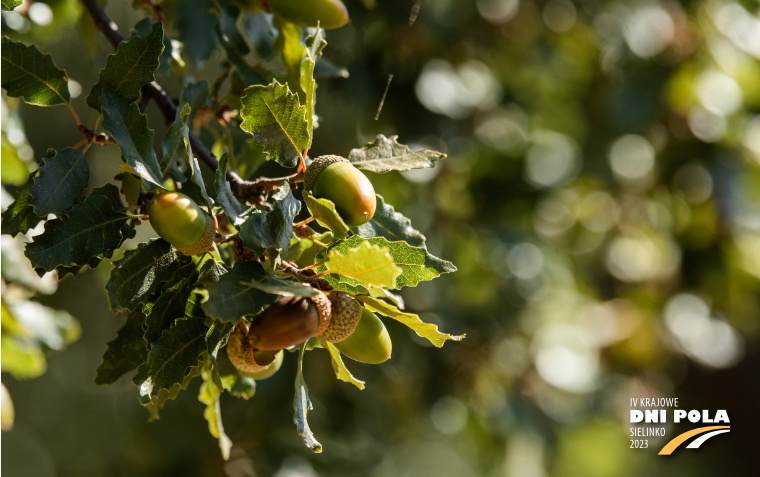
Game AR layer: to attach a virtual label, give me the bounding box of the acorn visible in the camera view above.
[305,156,376,227]
[148,191,215,255]
[335,307,392,364]
[267,0,349,29]
[226,320,282,373]
[246,293,331,351]
[321,293,362,343]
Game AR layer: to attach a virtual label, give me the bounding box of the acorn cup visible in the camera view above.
[226,320,282,373]
[321,293,362,343]
[267,0,349,29]
[246,293,331,351]
[305,155,377,227]
[335,307,392,364]
[148,191,215,256]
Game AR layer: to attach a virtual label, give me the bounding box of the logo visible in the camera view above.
[627,398,730,455]
[657,426,731,455]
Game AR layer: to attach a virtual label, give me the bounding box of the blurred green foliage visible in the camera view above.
[2,0,760,476]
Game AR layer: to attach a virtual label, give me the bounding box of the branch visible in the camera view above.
[79,0,288,206]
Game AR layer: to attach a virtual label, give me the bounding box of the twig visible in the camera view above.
[78,0,274,200]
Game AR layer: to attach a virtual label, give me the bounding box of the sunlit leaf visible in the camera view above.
[2,0,22,11]
[1,37,70,106]
[325,240,401,289]
[240,80,309,168]
[348,134,445,173]
[318,338,365,390]
[319,235,456,289]
[357,296,464,347]
[302,191,349,239]
[199,360,232,459]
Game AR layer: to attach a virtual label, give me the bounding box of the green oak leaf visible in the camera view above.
[214,3,264,86]
[201,261,281,322]
[106,238,192,313]
[294,344,322,453]
[302,191,349,239]
[86,21,164,110]
[369,287,405,309]
[162,81,209,180]
[319,235,456,289]
[175,0,218,67]
[321,274,369,294]
[24,185,136,278]
[300,26,326,141]
[180,103,214,209]
[199,359,233,460]
[1,37,70,106]
[348,134,446,173]
[357,296,464,347]
[239,275,318,297]
[133,317,209,406]
[131,17,173,76]
[94,310,148,385]
[1,173,44,237]
[325,240,401,289]
[143,261,199,344]
[318,338,365,390]
[140,357,203,421]
[2,0,22,11]
[100,90,165,189]
[240,80,309,168]
[353,194,426,248]
[239,185,301,255]
[215,151,252,226]
[28,148,90,216]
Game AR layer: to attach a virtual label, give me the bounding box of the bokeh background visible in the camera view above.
[3,0,760,475]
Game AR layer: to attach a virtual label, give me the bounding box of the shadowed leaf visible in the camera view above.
[28,148,89,216]
[1,37,70,106]
[348,134,445,173]
[95,310,148,385]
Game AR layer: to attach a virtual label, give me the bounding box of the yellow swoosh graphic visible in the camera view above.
[658,426,730,455]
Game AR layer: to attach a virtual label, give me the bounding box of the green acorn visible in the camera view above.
[148,191,215,255]
[305,156,376,227]
[240,350,284,380]
[267,0,349,29]
[335,307,392,364]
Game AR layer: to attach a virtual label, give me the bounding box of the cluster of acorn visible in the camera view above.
[145,156,387,377]
[228,292,392,379]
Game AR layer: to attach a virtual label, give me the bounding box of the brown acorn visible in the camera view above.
[226,320,282,373]
[246,293,331,351]
[322,293,362,343]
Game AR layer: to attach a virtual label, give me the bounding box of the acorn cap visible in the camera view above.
[227,320,282,373]
[311,292,332,337]
[322,293,362,343]
[304,155,349,193]
[175,211,215,256]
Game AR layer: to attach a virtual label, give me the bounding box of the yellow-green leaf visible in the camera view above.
[325,240,401,289]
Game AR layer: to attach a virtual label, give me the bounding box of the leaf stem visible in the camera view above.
[301,261,325,271]
[67,104,82,126]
